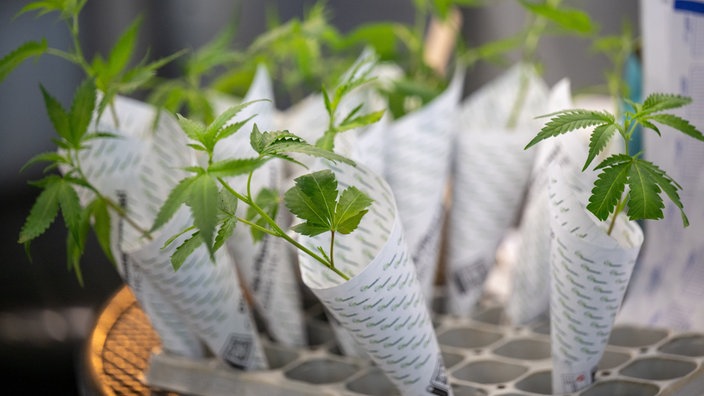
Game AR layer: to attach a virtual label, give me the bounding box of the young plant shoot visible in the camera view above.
[525,93,704,234]
[9,2,183,284]
[155,65,380,280]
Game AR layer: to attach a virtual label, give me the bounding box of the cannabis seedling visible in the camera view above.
[525,93,704,234]
[17,79,140,284]
[7,1,180,283]
[155,65,381,280]
[153,103,373,280]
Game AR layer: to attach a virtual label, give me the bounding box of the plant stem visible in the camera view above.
[607,196,627,235]
[72,150,152,239]
[218,177,349,281]
[329,230,336,270]
[506,0,562,129]
[68,14,92,76]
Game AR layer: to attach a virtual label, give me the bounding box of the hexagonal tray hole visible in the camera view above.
[532,322,550,335]
[345,368,399,395]
[306,321,334,348]
[452,360,528,384]
[659,334,704,357]
[472,306,505,325]
[580,380,659,396]
[442,350,464,369]
[598,349,630,370]
[620,357,696,381]
[437,327,503,349]
[493,338,550,360]
[515,370,552,395]
[263,344,299,369]
[452,383,487,396]
[608,326,667,348]
[285,358,358,384]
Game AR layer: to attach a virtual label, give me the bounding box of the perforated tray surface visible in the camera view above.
[87,286,704,395]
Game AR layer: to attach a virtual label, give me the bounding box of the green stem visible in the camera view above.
[506,0,562,129]
[72,149,152,239]
[236,217,278,237]
[45,48,83,66]
[607,196,627,235]
[329,230,336,270]
[68,15,92,76]
[218,177,349,281]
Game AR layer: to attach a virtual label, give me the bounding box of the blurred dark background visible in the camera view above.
[0,0,636,393]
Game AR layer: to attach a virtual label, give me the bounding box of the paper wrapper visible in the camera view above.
[74,95,267,369]
[126,265,206,357]
[298,161,453,396]
[445,65,546,315]
[127,209,267,370]
[547,163,643,394]
[384,67,464,306]
[505,79,581,324]
[212,65,307,347]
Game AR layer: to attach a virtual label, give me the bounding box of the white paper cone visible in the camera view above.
[212,65,307,347]
[298,161,452,396]
[75,95,267,369]
[126,264,207,357]
[445,65,547,315]
[70,95,210,356]
[547,163,643,394]
[127,209,267,370]
[384,67,465,306]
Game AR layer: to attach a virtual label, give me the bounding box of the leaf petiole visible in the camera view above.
[218,176,349,281]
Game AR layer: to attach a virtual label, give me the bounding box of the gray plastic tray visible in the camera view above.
[145,302,704,395]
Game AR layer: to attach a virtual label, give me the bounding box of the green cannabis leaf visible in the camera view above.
[526,93,703,233]
[19,78,154,284]
[284,169,373,270]
[0,39,48,83]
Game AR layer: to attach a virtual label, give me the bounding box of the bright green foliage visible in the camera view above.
[316,58,385,151]
[91,17,185,117]
[148,25,243,124]
[6,0,180,124]
[0,40,47,83]
[284,170,372,237]
[211,2,350,104]
[526,93,703,229]
[518,0,595,36]
[17,0,87,20]
[18,79,132,284]
[157,99,368,276]
[250,125,352,166]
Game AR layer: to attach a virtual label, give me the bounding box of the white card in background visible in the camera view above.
[384,67,465,306]
[547,163,643,394]
[445,64,546,316]
[212,65,307,347]
[298,161,453,396]
[75,96,267,369]
[618,1,704,331]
